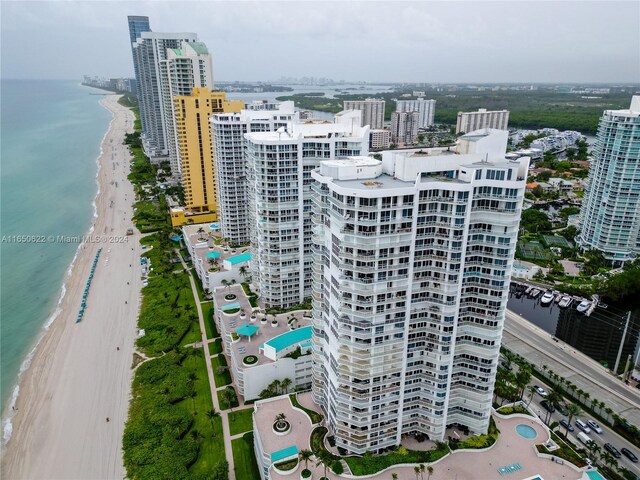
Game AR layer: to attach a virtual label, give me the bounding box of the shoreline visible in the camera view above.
[1,95,142,479]
[1,97,118,439]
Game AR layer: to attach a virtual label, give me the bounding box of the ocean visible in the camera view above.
[0,80,112,421]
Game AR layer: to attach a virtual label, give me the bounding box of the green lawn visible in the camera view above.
[203,302,218,339]
[211,354,231,387]
[210,338,223,355]
[232,435,261,480]
[229,407,254,436]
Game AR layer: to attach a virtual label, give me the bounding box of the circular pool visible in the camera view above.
[209,223,220,230]
[515,424,537,439]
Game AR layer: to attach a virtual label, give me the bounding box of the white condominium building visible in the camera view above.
[578,96,640,264]
[396,98,436,128]
[391,111,420,145]
[133,32,202,160]
[310,129,529,454]
[245,110,369,308]
[456,108,509,134]
[343,99,386,129]
[370,129,391,150]
[211,102,298,245]
[163,41,214,177]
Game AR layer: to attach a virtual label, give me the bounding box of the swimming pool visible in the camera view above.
[265,326,312,352]
[209,223,219,230]
[515,424,537,439]
[226,252,252,265]
[205,251,221,259]
[586,471,607,480]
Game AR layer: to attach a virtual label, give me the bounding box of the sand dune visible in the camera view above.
[1,95,142,480]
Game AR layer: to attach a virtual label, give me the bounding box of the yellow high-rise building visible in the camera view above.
[171,88,244,226]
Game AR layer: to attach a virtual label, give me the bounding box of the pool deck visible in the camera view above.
[269,414,589,480]
[213,283,312,370]
[181,223,250,274]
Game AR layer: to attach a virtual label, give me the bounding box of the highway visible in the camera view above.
[503,308,640,428]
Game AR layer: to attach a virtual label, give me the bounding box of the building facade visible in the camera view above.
[396,98,436,128]
[577,96,640,264]
[163,42,215,177]
[211,102,298,245]
[310,129,529,454]
[343,99,386,129]
[171,88,244,226]
[132,32,206,163]
[127,16,151,123]
[391,111,420,145]
[370,129,391,150]
[456,109,509,134]
[245,111,369,308]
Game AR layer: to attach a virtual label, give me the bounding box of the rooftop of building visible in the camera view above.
[212,283,312,370]
[181,222,251,273]
[605,95,640,117]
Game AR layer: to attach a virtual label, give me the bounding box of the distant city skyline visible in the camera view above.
[1,1,639,83]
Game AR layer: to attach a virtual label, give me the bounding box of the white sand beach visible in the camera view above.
[1,95,142,480]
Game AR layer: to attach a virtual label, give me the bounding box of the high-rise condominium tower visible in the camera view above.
[133,32,212,168]
[396,98,436,128]
[210,102,298,244]
[456,109,509,134]
[577,96,640,264]
[391,111,420,144]
[245,110,369,308]
[126,16,151,123]
[170,88,244,226]
[310,129,529,454]
[343,99,386,129]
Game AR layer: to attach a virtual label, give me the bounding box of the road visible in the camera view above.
[503,308,640,427]
[525,377,640,478]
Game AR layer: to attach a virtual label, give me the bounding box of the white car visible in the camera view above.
[535,386,548,397]
[587,420,603,434]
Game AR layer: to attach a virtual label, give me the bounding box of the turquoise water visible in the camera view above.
[205,251,221,258]
[515,424,537,439]
[0,80,112,415]
[270,445,298,462]
[266,326,313,352]
[587,471,606,480]
[226,252,252,265]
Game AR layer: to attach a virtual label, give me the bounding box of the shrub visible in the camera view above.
[274,459,298,471]
[301,469,311,479]
[330,460,343,475]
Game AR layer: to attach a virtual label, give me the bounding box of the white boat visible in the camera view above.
[554,291,562,303]
[558,296,573,308]
[577,299,591,313]
[540,290,555,305]
[524,286,533,295]
[530,288,541,298]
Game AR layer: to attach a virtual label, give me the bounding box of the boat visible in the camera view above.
[529,288,541,298]
[524,286,533,295]
[540,290,555,305]
[577,299,591,313]
[558,296,573,308]
[554,291,562,303]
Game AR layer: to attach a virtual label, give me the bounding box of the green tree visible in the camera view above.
[565,403,582,436]
[205,408,220,436]
[515,365,532,399]
[414,465,420,480]
[299,449,313,470]
[281,377,293,394]
[520,209,552,233]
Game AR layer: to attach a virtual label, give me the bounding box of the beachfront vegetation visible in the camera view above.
[229,407,254,436]
[122,102,229,479]
[344,443,450,476]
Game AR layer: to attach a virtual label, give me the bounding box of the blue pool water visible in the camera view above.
[271,445,298,462]
[226,252,252,265]
[515,424,537,439]
[221,302,241,311]
[205,251,221,258]
[586,471,606,480]
[265,326,312,352]
[209,223,219,230]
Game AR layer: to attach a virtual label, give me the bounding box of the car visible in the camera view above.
[540,400,555,413]
[604,443,622,458]
[586,420,603,434]
[575,419,591,434]
[535,386,548,397]
[559,419,574,432]
[621,448,638,463]
[556,404,569,416]
[500,361,513,371]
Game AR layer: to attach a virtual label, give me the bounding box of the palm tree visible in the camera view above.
[275,413,288,430]
[502,350,517,368]
[419,463,425,480]
[414,465,420,480]
[190,429,203,442]
[222,387,236,413]
[273,379,282,395]
[315,449,332,479]
[205,408,219,436]
[299,449,313,471]
[591,398,598,412]
[427,466,434,480]
[565,403,582,436]
[239,266,250,282]
[281,378,293,394]
[544,389,562,424]
[392,474,398,480]
[601,451,616,471]
[515,365,532,399]
[604,407,613,424]
[586,440,601,464]
[525,385,537,407]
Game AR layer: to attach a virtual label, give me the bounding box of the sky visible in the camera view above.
[1,0,639,83]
